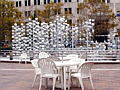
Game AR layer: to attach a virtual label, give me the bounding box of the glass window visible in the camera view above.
[68,19,72,25]
[65,8,67,14]
[107,0,110,3]
[34,11,36,17]
[19,1,21,7]
[58,9,61,14]
[48,0,50,4]
[28,0,30,6]
[44,0,46,4]
[102,0,105,2]
[77,19,79,26]
[58,0,60,2]
[77,8,79,14]
[34,0,36,5]
[28,11,31,16]
[77,0,79,2]
[69,0,71,2]
[16,1,18,7]
[38,0,40,5]
[69,8,72,14]
[65,0,67,2]
[25,11,27,17]
[54,0,57,3]
[25,0,27,6]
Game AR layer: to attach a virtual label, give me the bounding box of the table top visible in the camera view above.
[54,61,80,67]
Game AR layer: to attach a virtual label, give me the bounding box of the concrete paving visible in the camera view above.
[0,62,120,90]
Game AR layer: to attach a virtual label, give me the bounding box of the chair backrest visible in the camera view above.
[21,53,27,59]
[80,52,87,59]
[78,62,94,78]
[38,58,57,74]
[48,57,61,61]
[39,52,49,59]
[31,60,38,67]
[31,60,41,74]
[69,58,85,72]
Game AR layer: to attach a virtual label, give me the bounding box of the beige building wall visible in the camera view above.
[11,0,120,32]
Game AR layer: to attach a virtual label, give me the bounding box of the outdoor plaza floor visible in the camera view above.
[0,61,120,90]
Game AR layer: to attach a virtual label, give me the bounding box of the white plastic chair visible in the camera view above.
[31,52,49,87]
[19,53,27,64]
[47,56,61,61]
[70,62,94,90]
[39,52,49,59]
[31,60,41,87]
[80,52,87,60]
[69,58,85,73]
[38,58,63,90]
[47,57,62,80]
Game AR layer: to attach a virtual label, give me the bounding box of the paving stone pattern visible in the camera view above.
[0,62,120,90]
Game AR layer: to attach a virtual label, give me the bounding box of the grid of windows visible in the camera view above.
[25,0,30,6]
[64,8,72,14]
[25,11,31,17]
[16,1,22,7]
[34,0,40,5]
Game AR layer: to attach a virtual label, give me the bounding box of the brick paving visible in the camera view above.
[0,62,120,90]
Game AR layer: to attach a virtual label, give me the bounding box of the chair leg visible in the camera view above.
[53,77,56,90]
[44,78,48,88]
[32,75,37,87]
[89,77,94,89]
[60,69,63,89]
[76,79,80,87]
[68,69,71,90]
[39,77,42,90]
[78,78,84,90]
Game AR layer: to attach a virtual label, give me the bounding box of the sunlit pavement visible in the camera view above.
[0,62,120,90]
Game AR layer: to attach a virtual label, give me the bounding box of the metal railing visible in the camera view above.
[0,49,120,63]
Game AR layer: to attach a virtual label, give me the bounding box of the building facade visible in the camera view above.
[11,0,120,35]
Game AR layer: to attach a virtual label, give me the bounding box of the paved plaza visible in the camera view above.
[0,62,120,90]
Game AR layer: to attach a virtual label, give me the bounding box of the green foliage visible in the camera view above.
[0,0,23,46]
[77,0,118,37]
[34,2,74,25]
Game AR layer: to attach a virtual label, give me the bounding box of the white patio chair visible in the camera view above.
[70,62,94,90]
[39,52,49,59]
[47,56,62,80]
[31,60,41,87]
[38,58,63,90]
[47,56,61,61]
[80,52,87,60]
[69,58,85,73]
[31,52,49,87]
[19,53,27,64]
